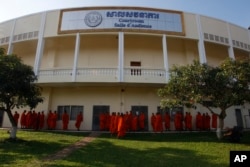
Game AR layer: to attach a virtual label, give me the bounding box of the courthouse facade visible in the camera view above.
[0,6,250,130]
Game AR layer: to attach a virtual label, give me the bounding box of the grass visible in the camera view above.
[0,129,89,167]
[1,129,250,167]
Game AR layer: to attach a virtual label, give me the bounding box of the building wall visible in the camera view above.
[0,6,250,130]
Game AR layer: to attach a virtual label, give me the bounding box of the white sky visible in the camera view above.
[0,0,249,28]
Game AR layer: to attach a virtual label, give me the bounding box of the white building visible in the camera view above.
[0,6,249,130]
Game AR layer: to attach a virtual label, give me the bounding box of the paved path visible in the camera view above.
[43,132,101,161]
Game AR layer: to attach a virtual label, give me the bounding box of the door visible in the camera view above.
[131,106,148,131]
[235,109,243,128]
[92,105,110,131]
[0,110,3,127]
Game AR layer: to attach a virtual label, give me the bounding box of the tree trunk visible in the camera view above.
[10,126,17,139]
[6,109,18,139]
[216,109,226,140]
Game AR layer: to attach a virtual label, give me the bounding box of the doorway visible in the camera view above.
[0,111,3,127]
[131,106,148,131]
[235,109,243,128]
[92,105,110,131]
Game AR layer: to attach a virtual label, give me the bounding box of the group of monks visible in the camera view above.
[99,111,146,138]
[151,111,218,132]
[13,110,83,131]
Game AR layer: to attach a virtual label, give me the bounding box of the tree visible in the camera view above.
[158,59,250,138]
[0,48,43,139]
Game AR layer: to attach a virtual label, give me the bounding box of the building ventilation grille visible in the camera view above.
[204,33,250,51]
[13,31,39,42]
[204,33,229,45]
[0,31,39,45]
[232,40,250,51]
[0,36,10,45]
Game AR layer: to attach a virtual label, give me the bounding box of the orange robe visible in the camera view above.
[99,113,106,131]
[155,114,163,132]
[62,113,69,130]
[212,113,218,129]
[139,113,145,130]
[131,116,138,131]
[39,113,45,129]
[151,114,156,131]
[13,112,20,126]
[164,113,170,130]
[75,113,83,130]
[20,111,27,128]
[117,116,126,138]
[196,113,202,130]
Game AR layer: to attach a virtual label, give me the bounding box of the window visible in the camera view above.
[130,61,141,76]
[157,106,183,121]
[57,105,83,120]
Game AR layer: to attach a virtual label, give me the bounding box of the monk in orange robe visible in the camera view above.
[99,112,106,131]
[26,111,32,129]
[139,112,145,131]
[155,112,163,132]
[117,113,126,138]
[13,111,20,127]
[39,111,45,129]
[211,112,218,129]
[196,112,202,130]
[20,110,27,129]
[47,110,53,130]
[62,110,69,130]
[164,112,170,131]
[75,111,83,131]
[51,111,57,130]
[105,112,111,131]
[110,112,116,135]
[185,112,192,130]
[131,114,138,131]
[151,113,156,131]
[205,113,211,130]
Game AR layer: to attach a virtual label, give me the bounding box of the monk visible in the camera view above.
[164,112,170,131]
[13,111,20,127]
[212,112,218,129]
[39,111,45,129]
[131,114,138,131]
[139,112,145,131]
[62,110,69,130]
[196,112,202,130]
[99,112,106,131]
[51,111,57,130]
[75,111,83,131]
[151,113,156,131]
[105,112,110,131]
[205,112,211,130]
[20,110,27,129]
[117,113,126,138]
[47,110,53,130]
[185,112,192,131]
[110,112,116,135]
[155,112,163,132]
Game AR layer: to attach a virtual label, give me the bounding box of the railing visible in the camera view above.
[76,68,118,76]
[37,67,167,83]
[39,68,72,76]
[124,67,166,77]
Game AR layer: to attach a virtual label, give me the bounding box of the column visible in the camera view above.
[227,23,235,59]
[34,12,47,75]
[118,32,124,82]
[7,19,16,55]
[196,15,207,64]
[162,34,169,81]
[72,33,80,81]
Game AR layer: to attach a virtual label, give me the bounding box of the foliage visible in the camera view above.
[158,59,250,120]
[0,48,43,128]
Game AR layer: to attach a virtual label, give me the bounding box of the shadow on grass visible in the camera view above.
[48,139,227,167]
[0,130,89,165]
[98,131,250,144]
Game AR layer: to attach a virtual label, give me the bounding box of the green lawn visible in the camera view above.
[1,129,250,167]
